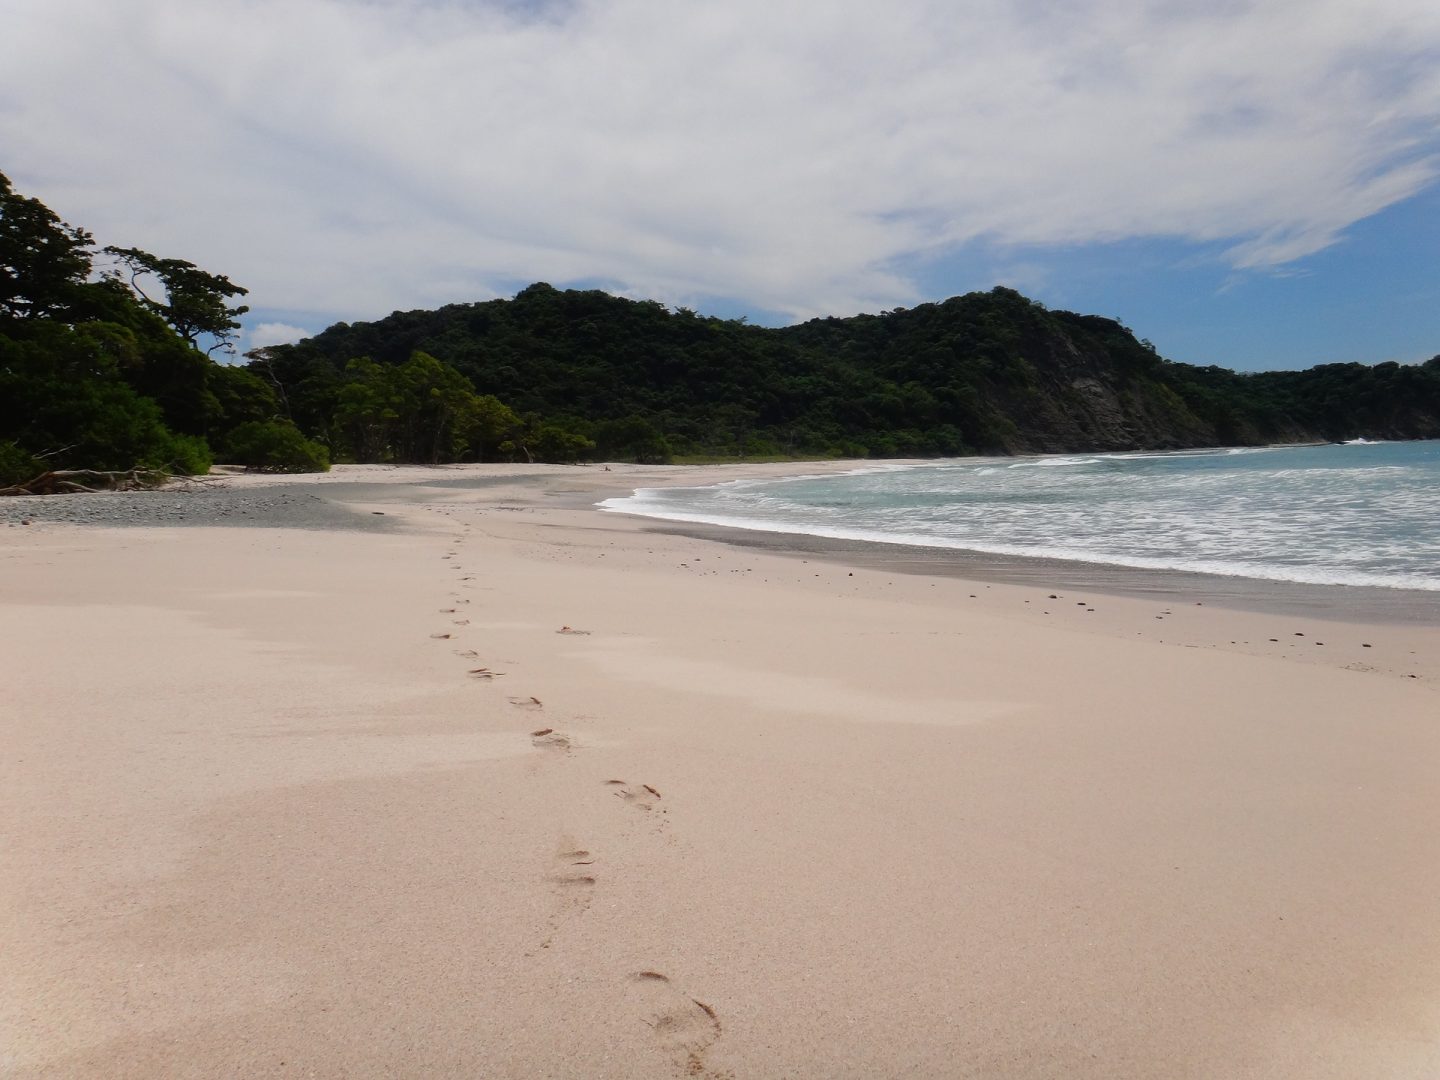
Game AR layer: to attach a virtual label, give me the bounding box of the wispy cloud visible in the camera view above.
[4,0,1438,323]
[247,322,312,349]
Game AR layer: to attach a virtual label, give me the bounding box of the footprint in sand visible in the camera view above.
[532,843,597,951]
[510,695,545,711]
[601,783,662,817]
[530,727,571,752]
[626,971,728,1078]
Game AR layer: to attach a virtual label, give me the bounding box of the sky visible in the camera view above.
[2,0,1438,370]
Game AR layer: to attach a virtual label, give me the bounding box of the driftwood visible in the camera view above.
[0,468,170,497]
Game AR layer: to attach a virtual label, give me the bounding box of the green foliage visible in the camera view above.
[260,284,1440,457]
[530,424,596,464]
[334,351,528,463]
[165,433,214,476]
[6,170,1436,472]
[245,345,342,441]
[0,440,42,485]
[0,322,214,474]
[593,415,672,463]
[103,246,250,355]
[0,171,95,321]
[469,394,525,461]
[224,420,330,473]
[207,364,280,435]
[0,175,236,479]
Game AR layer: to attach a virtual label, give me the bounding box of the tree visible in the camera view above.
[386,351,479,463]
[333,351,524,464]
[0,175,257,480]
[0,321,212,474]
[0,440,42,485]
[103,246,250,355]
[593,415,672,463]
[334,356,401,462]
[208,364,280,436]
[223,420,330,473]
[467,394,524,461]
[531,424,595,463]
[0,171,95,321]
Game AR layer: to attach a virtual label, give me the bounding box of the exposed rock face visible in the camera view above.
[987,326,1210,452]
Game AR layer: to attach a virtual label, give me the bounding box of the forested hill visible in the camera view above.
[5,159,1438,479]
[254,282,1440,460]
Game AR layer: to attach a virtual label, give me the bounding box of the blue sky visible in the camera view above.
[917,181,1440,371]
[4,0,1438,371]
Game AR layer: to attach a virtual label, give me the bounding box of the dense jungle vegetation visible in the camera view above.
[4,172,1438,482]
[1,171,325,485]
[249,282,1440,462]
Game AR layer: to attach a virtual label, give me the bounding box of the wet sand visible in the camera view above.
[644,519,1440,626]
[3,462,1438,1078]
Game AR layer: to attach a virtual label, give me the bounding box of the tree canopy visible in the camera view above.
[256,283,1440,460]
[4,170,1437,489]
[103,246,250,355]
[0,171,95,322]
[0,174,298,483]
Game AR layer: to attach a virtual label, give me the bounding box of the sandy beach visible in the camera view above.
[4,462,1439,1079]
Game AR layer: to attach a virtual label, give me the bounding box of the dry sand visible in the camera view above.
[3,463,1439,1079]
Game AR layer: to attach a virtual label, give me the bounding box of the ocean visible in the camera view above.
[601,441,1440,592]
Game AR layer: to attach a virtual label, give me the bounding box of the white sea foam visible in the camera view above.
[602,442,1440,592]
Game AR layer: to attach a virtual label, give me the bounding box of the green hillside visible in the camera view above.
[6,169,1439,479]
[254,282,1440,462]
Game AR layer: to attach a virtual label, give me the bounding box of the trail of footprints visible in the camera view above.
[426,513,721,1075]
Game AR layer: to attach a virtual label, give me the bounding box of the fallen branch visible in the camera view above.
[0,468,171,497]
[167,473,226,490]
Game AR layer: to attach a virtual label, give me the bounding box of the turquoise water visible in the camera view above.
[601,441,1440,591]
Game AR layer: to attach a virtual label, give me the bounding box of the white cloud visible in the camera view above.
[248,322,312,349]
[3,0,1438,323]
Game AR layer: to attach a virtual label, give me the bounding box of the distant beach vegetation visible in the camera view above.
[4,172,1438,488]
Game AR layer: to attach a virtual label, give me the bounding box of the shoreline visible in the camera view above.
[7,456,1434,628]
[638,519,1440,627]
